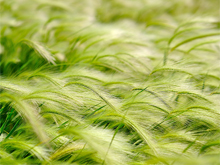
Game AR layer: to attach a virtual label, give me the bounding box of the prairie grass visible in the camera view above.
[0,0,220,164]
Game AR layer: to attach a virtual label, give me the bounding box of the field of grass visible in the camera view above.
[0,0,220,164]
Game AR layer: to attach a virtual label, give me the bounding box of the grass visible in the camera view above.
[0,0,220,164]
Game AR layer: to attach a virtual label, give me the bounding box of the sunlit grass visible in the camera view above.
[0,0,220,164]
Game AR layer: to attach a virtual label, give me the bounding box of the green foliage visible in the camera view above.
[0,0,220,164]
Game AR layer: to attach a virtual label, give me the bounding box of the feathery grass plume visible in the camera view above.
[20,40,56,65]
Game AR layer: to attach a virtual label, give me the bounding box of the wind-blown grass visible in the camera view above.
[0,0,220,164]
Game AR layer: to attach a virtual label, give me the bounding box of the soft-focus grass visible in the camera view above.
[0,0,220,164]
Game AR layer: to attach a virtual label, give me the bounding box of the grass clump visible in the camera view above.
[0,0,220,164]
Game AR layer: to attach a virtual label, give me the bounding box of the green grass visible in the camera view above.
[0,0,220,164]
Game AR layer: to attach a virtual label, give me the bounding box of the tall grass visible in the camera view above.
[1,0,220,164]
